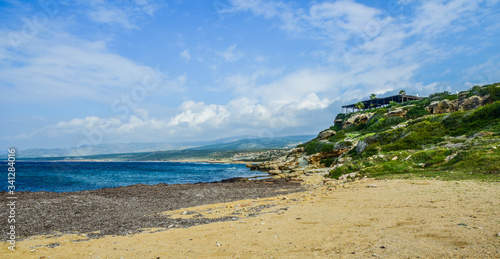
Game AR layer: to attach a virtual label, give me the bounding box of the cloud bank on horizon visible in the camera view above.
[1,0,499,150]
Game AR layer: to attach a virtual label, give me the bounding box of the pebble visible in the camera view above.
[497,233,500,237]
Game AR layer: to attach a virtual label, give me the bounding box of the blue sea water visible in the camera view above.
[2,162,268,193]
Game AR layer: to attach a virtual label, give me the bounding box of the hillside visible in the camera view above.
[186,135,314,151]
[16,136,260,158]
[249,83,500,182]
[20,135,314,162]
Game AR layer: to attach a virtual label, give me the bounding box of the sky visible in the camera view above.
[1,0,499,151]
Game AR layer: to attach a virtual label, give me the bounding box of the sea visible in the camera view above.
[2,162,268,193]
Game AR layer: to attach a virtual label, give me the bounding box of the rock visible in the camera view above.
[343,113,374,128]
[437,99,455,113]
[317,129,336,140]
[367,184,378,188]
[308,148,350,165]
[245,163,253,168]
[461,95,481,111]
[387,108,407,117]
[392,156,398,161]
[445,153,457,162]
[268,170,282,175]
[269,164,280,170]
[288,147,304,154]
[427,95,490,115]
[445,143,464,149]
[427,101,439,114]
[356,139,369,153]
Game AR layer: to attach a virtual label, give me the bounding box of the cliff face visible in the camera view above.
[248,83,500,182]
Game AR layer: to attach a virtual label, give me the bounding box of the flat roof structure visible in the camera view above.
[342,94,421,114]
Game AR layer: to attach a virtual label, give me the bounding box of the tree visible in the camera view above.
[355,102,365,110]
[399,90,407,102]
[370,93,377,99]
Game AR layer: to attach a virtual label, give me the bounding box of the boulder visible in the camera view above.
[343,113,374,128]
[427,101,439,114]
[307,148,350,165]
[461,95,481,111]
[387,108,407,117]
[427,95,489,115]
[269,163,280,171]
[436,99,455,113]
[288,147,304,154]
[317,129,336,140]
[268,170,282,175]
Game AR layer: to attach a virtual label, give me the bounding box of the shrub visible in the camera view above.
[330,124,342,131]
[444,148,500,174]
[320,157,336,167]
[302,140,336,155]
[381,120,446,151]
[411,149,452,165]
[444,101,500,136]
[429,91,458,101]
[405,105,430,119]
[328,163,361,179]
[363,160,415,177]
[366,116,406,132]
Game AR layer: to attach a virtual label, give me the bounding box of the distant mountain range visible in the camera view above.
[17,135,315,158]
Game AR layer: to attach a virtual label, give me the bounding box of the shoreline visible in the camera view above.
[2,177,499,258]
[0,177,303,240]
[16,159,257,164]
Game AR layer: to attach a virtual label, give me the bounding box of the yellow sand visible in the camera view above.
[2,178,499,258]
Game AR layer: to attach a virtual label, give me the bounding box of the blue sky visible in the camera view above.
[1,0,499,151]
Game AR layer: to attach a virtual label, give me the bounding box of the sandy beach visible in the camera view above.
[1,176,499,258]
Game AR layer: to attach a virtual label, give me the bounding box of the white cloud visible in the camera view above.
[180,49,191,61]
[88,7,139,29]
[218,44,244,62]
[409,0,480,37]
[76,0,163,29]
[0,30,180,104]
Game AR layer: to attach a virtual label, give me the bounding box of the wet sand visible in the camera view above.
[1,177,499,258]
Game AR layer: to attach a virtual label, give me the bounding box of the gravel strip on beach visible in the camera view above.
[1,178,303,240]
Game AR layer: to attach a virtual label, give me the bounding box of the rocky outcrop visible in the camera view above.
[307,148,350,166]
[343,113,374,128]
[426,95,490,115]
[387,108,407,118]
[317,130,336,140]
[247,147,307,174]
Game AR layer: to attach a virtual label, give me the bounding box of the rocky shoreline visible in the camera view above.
[0,177,303,240]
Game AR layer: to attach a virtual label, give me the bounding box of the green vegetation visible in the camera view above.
[318,83,500,182]
[298,139,336,155]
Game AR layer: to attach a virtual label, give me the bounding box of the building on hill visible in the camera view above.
[341,94,421,114]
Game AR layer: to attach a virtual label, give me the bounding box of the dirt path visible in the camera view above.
[2,179,499,258]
